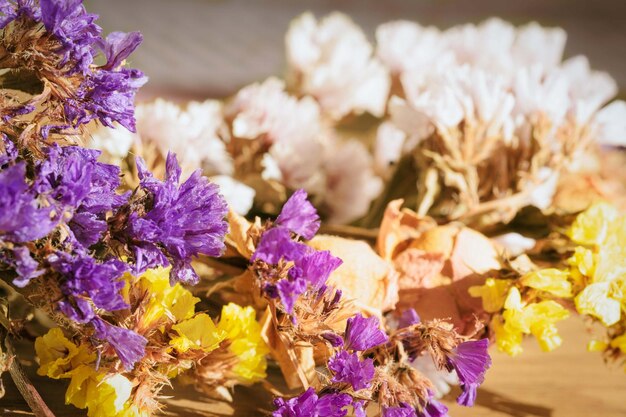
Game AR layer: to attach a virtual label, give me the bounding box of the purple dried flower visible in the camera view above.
[0,135,17,166]
[321,332,344,347]
[315,392,352,417]
[1,0,145,129]
[353,401,366,417]
[446,338,491,406]
[273,388,318,417]
[419,396,449,417]
[48,251,128,315]
[0,0,38,29]
[10,247,44,288]
[383,403,417,417]
[252,208,341,314]
[275,277,308,314]
[36,145,127,247]
[276,189,320,240]
[344,314,388,352]
[328,350,375,391]
[100,31,143,70]
[399,308,421,328]
[273,388,352,417]
[123,153,228,284]
[65,67,147,131]
[39,0,101,74]
[92,317,147,370]
[252,227,309,265]
[293,250,342,289]
[57,297,94,324]
[0,163,55,243]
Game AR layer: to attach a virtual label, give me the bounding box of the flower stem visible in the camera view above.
[0,301,56,417]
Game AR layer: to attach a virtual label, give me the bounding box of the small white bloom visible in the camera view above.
[527,167,559,210]
[133,99,232,176]
[374,121,406,178]
[209,176,255,215]
[593,100,626,147]
[411,355,458,398]
[286,12,390,119]
[376,21,452,76]
[492,233,537,257]
[89,125,134,160]
[322,139,383,224]
[228,78,326,192]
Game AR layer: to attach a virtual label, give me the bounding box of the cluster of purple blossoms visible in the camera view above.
[0,138,228,369]
[0,1,230,369]
[273,313,390,417]
[116,152,229,284]
[252,189,342,314]
[0,0,227,368]
[328,314,388,391]
[0,0,146,132]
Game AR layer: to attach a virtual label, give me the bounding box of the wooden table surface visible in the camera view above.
[2,316,626,417]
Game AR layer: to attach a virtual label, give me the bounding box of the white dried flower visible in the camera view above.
[492,233,537,257]
[89,124,134,161]
[131,99,232,177]
[593,100,626,147]
[376,21,452,77]
[410,355,458,398]
[228,78,326,192]
[374,121,406,179]
[322,139,383,224]
[286,12,390,119]
[209,175,256,215]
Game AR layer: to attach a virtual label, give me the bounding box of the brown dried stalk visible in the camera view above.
[0,298,56,417]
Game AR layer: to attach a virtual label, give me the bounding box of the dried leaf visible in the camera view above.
[394,249,445,290]
[225,210,255,259]
[309,235,399,313]
[377,199,437,261]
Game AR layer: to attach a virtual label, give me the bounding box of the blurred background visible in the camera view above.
[85,0,626,100]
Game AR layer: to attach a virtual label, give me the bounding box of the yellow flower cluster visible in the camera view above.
[470,273,570,356]
[217,303,270,383]
[35,328,138,417]
[34,268,269,417]
[471,203,626,359]
[566,203,626,362]
[169,302,269,383]
[130,267,200,331]
[567,203,626,327]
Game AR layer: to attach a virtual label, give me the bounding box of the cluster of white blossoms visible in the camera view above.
[90,78,382,223]
[378,18,624,147]
[90,99,255,215]
[286,12,390,120]
[92,14,625,225]
[373,18,625,220]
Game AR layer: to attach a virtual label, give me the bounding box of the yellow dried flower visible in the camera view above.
[587,340,608,352]
[575,282,621,326]
[491,316,523,357]
[567,202,619,247]
[136,268,200,329]
[567,246,595,285]
[217,303,269,383]
[35,328,96,379]
[65,365,133,417]
[469,278,510,313]
[169,313,226,353]
[520,269,572,298]
[494,287,569,355]
[609,334,626,354]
